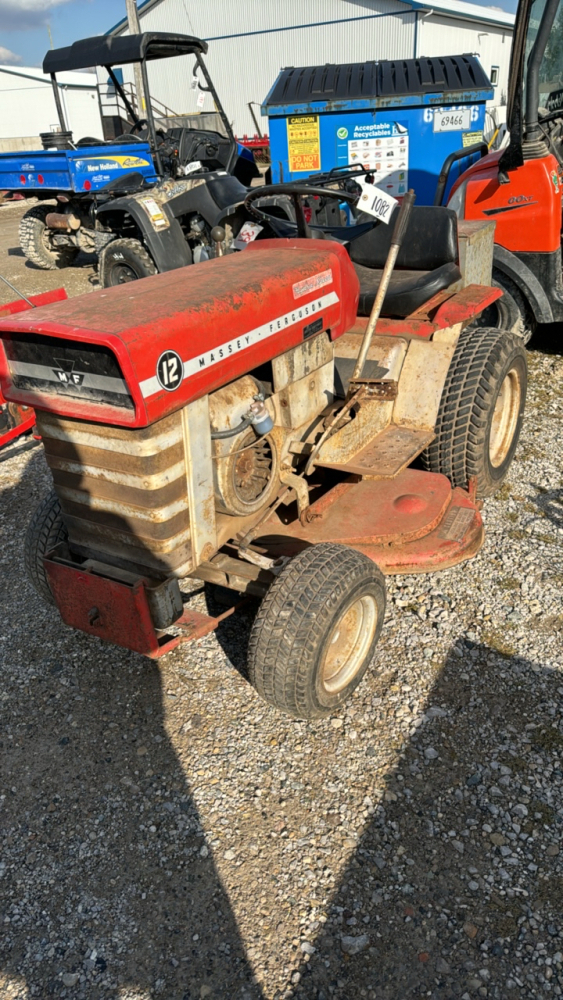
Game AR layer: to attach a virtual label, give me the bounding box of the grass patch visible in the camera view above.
[482,629,517,658]
[498,577,520,591]
[502,755,529,775]
[486,896,520,939]
[530,799,556,825]
[518,446,543,462]
[495,483,512,502]
[535,876,563,912]
[531,728,563,753]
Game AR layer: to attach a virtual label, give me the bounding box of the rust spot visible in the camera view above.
[200,542,215,562]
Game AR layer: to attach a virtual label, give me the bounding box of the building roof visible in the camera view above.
[404,0,514,27]
[0,65,97,89]
[107,0,515,36]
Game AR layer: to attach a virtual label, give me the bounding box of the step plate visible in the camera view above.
[315,424,434,478]
[255,468,483,575]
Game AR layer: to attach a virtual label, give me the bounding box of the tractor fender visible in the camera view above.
[96,195,192,272]
[493,244,553,324]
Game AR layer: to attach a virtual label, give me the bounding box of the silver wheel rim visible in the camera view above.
[321,594,378,695]
[489,367,522,468]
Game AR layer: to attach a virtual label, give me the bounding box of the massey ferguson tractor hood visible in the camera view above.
[0,240,359,428]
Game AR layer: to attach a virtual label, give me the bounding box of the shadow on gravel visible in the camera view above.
[204,584,259,683]
[0,435,40,464]
[531,485,563,530]
[0,454,264,1000]
[527,322,563,356]
[287,641,563,1000]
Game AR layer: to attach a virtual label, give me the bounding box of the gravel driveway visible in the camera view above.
[1,200,562,1000]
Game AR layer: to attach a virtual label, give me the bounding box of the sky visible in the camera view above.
[0,0,518,70]
[0,0,122,67]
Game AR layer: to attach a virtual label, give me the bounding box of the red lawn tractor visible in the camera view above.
[445,0,563,342]
[0,289,69,449]
[0,187,526,718]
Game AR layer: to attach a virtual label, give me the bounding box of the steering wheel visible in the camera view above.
[245,182,360,239]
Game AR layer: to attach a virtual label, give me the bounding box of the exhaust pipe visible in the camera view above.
[45,212,81,231]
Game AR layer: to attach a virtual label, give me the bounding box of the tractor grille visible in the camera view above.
[4,333,134,410]
[36,409,193,579]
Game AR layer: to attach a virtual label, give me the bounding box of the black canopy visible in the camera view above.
[43,31,208,74]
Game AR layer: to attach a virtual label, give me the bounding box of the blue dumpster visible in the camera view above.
[262,56,493,205]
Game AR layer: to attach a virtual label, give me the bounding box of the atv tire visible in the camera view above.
[24,491,68,605]
[248,542,386,719]
[19,204,79,270]
[422,327,527,498]
[99,238,157,286]
[478,269,535,345]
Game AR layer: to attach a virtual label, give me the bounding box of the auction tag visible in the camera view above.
[355,177,398,223]
[184,160,202,175]
[197,89,206,109]
[234,221,263,250]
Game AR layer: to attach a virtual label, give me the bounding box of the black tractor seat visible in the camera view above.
[355,261,461,317]
[348,204,461,318]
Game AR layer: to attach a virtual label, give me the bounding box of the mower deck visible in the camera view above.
[43,468,482,659]
[254,468,483,574]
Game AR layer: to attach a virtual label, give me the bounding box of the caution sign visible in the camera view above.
[462,130,484,148]
[287,115,321,173]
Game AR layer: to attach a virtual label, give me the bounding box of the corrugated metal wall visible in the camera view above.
[416,16,511,106]
[104,0,511,136]
[0,70,102,140]
[108,0,417,136]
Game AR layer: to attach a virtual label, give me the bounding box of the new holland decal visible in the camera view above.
[74,155,151,173]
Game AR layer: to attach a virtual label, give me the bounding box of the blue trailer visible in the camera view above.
[0,143,158,196]
[262,56,493,205]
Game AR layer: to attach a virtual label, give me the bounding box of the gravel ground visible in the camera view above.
[1,200,563,1000]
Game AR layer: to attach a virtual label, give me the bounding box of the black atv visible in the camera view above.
[96,163,376,286]
[17,31,261,282]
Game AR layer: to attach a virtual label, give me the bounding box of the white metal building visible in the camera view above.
[104,0,515,136]
[0,66,103,151]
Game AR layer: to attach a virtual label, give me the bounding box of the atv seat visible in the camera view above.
[349,205,461,318]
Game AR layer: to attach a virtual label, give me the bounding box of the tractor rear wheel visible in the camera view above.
[19,204,79,270]
[478,270,535,345]
[24,491,68,605]
[248,542,386,719]
[422,327,527,498]
[99,238,157,286]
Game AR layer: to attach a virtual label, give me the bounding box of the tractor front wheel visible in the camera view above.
[422,327,527,498]
[248,542,386,719]
[24,491,68,605]
[99,238,157,286]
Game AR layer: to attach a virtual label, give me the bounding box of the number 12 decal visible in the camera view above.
[156,350,183,391]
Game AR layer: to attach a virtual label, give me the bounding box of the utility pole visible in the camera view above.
[125,0,146,114]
